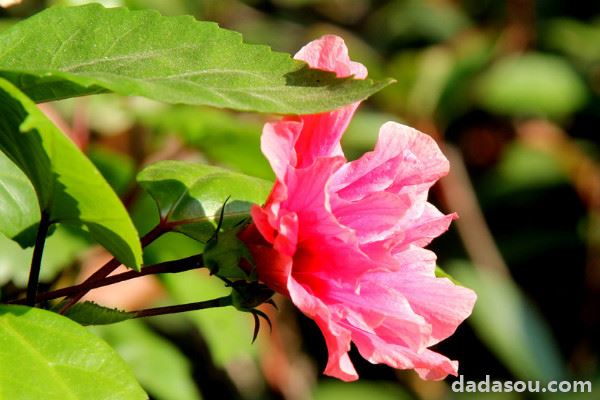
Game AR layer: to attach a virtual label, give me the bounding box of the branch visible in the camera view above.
[10,254,204,305]
[26,212,52,306]
[133,296,231,319]
[58,223,169,314]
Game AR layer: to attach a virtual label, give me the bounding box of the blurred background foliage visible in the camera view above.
[1,0,600,399]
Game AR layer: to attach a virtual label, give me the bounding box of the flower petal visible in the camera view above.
[261,120,301,181]
[367,270,477,345]
[351,328,459,380]
[289,35,367,167]
[332,122,449,201]
[287,276,358,381]
[294,35,367,79]
[331,191,412,243]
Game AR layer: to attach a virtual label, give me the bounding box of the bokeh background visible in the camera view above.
[1,1,599,399]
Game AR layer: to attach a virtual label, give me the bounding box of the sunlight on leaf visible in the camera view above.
[0,4,392,114]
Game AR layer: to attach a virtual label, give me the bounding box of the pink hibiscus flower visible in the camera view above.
[239,35,476,381]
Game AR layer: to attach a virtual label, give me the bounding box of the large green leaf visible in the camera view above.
[0,151,39,240]
[0,305,146,400]
[0,78,142,268]
[92,319,203,400]
[0,4,392,114]
[448,261,566,382]
[137,160,271,242]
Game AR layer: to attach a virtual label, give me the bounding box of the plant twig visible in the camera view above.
[11,254,203,305]
[26,212,52,306]
[58,223,169,314]
[133,296,231,319]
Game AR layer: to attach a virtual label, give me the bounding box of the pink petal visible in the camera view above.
[332,122,449,201]
[289,35,367,167]
[292,108,356,167]
[326,280,432,352]
[287,277,358,381]
[331,191,412,243]
[351,328,459,380]
[283,157,350,241]
[391,203,457,251]
[253,244,293,296]
[294,35,367,79]
[366,270,476,345]
[292,237,374,285]
[261,120,301,181]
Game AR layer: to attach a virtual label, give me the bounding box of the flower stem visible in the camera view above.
[58,223,169,314]
[26,212,51,307]
[133,296,232,319]
[10,254,203,305]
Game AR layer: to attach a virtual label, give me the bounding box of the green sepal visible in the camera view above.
[204,220,256,281]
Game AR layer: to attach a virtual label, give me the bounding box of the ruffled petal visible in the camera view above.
[292,109,356,167]
[326,280,432,352]
[351,328,458,380]
[294,34,367,79]
[283,157,350,241]
[366,269,477,345]
[290,35,367,167]
[331,191,412,244]
[332,122,449,201]
[261,119,302,181]
[391,203,457,251]
[287,277,358,381]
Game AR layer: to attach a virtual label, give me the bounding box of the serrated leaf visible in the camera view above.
[0,4,392,114]
[62,301,134,326]
[0,150,40,240]
[0,78,142,269]
[137,160,271,242]
[0,305,146,399]
[92,319,203,400]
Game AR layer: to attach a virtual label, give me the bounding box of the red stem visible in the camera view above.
[58,223,168,314]
[133,296,231,319]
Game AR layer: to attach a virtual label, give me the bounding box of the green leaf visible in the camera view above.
[0,78,142,269]
[476,53,587,119]
[0,4,392,114]
[137,160,271,242]
[448,261,566,382]
[61,301,134,326]
[0,305,147,400]
[434,265,461,285]
[92,319,203,400]
[0,150,40,240]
